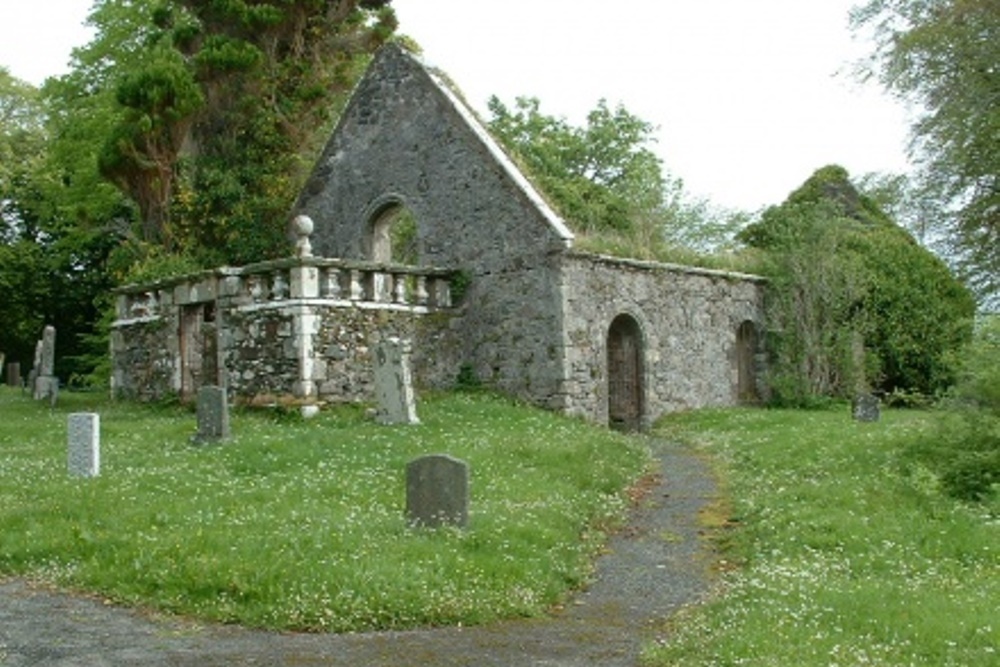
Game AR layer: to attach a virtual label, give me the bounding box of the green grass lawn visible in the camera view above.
[645,407,999,666]
[0,387,648,631]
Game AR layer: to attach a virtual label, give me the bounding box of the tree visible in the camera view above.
[486,96,741,260]
[1,67,46,241]
[487,96,664,236]
[741,165,975,404]
[165,0,398,265]
[0,67,120,382]
[852,0,1000,305]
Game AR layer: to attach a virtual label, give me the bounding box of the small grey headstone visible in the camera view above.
[193,385,230,444]
[373,337,419,425]
[68,413,100,477]
[406,454,469,529]
[852,393,880,422]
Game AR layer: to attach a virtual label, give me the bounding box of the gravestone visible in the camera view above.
[67,413,100,477]
[373,337,419,425]
[852,393,880,422]
[406,454,469,529]
[6,361,19,387]
[27,340,42,395]
[33,326,57,401]
[193,385,230,443]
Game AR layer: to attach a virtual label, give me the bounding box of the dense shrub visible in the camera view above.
[911,316,1000,502]
[740,165,975,405]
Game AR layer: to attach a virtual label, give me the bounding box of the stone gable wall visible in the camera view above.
[293,44,574,408]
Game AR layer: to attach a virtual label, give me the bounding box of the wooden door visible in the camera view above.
[608,315,643,431]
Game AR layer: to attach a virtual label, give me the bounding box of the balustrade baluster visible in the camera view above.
[322,267,343,299]
[349,269,364,300]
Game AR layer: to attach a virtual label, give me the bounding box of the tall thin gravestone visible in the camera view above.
[6,361,21,388]
[406,454,469,529]
[27,340,42,396]
[68,413,100,477]
[193,385,230,444]
[33,325,57,401]
[373,337,419,425]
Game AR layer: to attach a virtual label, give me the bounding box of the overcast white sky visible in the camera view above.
[0,0,912,211]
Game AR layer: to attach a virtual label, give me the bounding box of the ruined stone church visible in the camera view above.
[111,43,765,430]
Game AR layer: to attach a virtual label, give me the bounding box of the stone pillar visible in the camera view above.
[374,337,419,425]
[6,361,20,388]
[68,413,100,477]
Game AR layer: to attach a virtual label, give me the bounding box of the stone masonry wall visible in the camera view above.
[111,262,462,406]
[110,318,175,401]
[558,253,766,427]
[294,44,573,410]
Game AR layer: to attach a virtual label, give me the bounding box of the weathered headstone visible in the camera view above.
[852,393,880,422]
[33,326,57,401]
[5,361,19,387]
[27,340,42,395]
[193,385,230,443]
[68,413,100,477]
[373,337,419,425]
[406,454,469,529]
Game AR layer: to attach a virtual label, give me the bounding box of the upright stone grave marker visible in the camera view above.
[68,413,100,477]
[852,393,880,422]
[373,337,419,425]
[6,361,21,387]
[193,385,230,444]
[406,454,469,529]
[26,340,42,395]
[33,325,57,401]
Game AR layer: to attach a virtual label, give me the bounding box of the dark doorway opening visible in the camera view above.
[607,314,644,431]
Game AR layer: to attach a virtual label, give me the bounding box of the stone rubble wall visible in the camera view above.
[110,261,461,406]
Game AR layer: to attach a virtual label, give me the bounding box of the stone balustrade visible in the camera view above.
[115,258,453,322]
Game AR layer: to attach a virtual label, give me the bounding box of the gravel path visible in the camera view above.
[0,441,717,666]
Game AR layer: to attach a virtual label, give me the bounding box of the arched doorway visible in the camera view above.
[369,202,419,265]
[607,314,644,431]
[736,320,758,403]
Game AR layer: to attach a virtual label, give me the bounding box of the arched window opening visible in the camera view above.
[370,203,420,265]
[607,314,644,431]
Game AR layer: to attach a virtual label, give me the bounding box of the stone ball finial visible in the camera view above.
[292,214,314,258]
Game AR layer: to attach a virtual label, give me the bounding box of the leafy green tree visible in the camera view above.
[741,165,975,404]
[487,96,664,237]
[0,67,120,382]
[487,96,742,260]
[1,67,46,241]
[852,0,1000,304]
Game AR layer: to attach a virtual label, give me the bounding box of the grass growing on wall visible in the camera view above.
[0,388,648,631]
[644,407,999,666]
